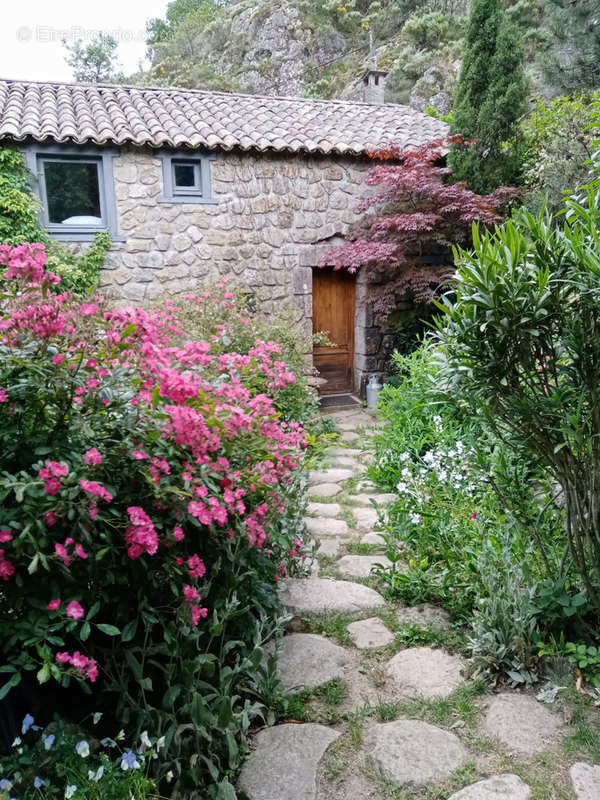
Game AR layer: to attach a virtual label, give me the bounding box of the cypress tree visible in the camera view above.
[450,0,528,193]
[538,0,600,93]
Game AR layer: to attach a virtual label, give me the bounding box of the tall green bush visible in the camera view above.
[449,0,528,193]
[435,181,600,610]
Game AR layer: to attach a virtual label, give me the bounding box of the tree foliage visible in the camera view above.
[63,34,123,84]
[435,175,600,611]
[538,0,600,93]
[322,137,519,312]
[449,0,528,193]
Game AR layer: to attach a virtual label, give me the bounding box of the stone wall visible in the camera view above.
[100,146,387,393]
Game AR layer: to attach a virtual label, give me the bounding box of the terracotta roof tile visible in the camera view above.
[0,78,449,156]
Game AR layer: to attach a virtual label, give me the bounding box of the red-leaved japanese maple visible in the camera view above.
[321,135,521,312]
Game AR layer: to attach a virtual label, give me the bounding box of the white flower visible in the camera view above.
[423,450,435,464]
[437,470,448,482]
[65,785,78,799]
[92,712,103,725]
[75,740,90,758]
[139,730,152,750]
[87,766,104,782]
[409,512,421,525]
[401,467,411,479]
[399,452,410,463]
[165,770,174,783]
[11,737,21,748]
[433,414,443,431]
[156,736,165,751]
[396,481,408,494]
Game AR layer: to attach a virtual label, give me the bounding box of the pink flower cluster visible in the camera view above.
[55,538,88,566]
[0,243,59,286]
[125,506,158,559]
[79,479,113,503]
[55,650,98,682]
[38,460,68,495]
[0,549,15,581]
[182,584,208,626]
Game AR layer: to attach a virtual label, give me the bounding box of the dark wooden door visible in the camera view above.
[312,269,355,394]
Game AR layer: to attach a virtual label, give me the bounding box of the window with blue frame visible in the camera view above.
[158,152,215,203]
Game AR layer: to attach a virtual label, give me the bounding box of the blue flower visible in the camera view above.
[65,784,77,799]
[43,734,55,750]
[0,779,12,790]
[100,737,116,748]
[21,714,40,734]
[34,776,45,788]
[120,750,139,770]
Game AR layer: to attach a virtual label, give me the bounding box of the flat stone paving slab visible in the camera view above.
[325,447,362,457]
[278,578,385,615]
[347,617,394,649]
[361,531,386,546]
[306,502,341,518]
[316,538,341,557]
[238,723,340,800]
[308,468,354,486]
[335,554,391,578]
[352,506,381,529]
[340,431,360,444]
[366,719,467,787]
[330,455,360,469]
[309,482,342,498]
[352,492,397,507]
[448,774,531,800]
[396,602,451,629]
[570,762,600,799]
[277,633,348,693]
[386,646,466,700]
[305,517,349,539]
[484,693,563,757]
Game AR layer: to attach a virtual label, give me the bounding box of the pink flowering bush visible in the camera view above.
[0,244,311,798]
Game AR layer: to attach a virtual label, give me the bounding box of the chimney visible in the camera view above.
[362,66,388,104]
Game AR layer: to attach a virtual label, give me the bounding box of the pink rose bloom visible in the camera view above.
[56,652,71,663]
[190,606,208,626]
[173,526,184,542]
[0,530,13,543]
[75,544,88,560]
[66,601,84,619]
[79,480,113,502]
[44,510,59,526]
[80,304,98,316]
[84,448,102,466]
[45,460,68,477]
[0,390,6,402]
[0,552,14,581]
[47,598,61,610]
[131,450,148,460]
[89,504,98,521]
[187,554,206,579]
[52,354,65,365]
[44,477,62,495]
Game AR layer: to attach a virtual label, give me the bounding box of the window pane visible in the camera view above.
[173,161,199,189]
[43,160,102,225]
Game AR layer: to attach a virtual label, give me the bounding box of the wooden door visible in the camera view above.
[312,269,355,394]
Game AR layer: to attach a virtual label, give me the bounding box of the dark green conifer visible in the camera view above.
[450,0,528,193]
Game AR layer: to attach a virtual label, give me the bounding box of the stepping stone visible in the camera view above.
[309,483,341,498]
[316,538,341,557]
[305,517,349,539]
[338,419,369,431]
[352,493,397,507]
[386,647,466,699]
[361,531,386,546]
[448,774,531,800]
[237,723,340,800]
[484,693,563,756]
[326,447,361,457]
[396,603,451,629]
[365,719,467,787]
[570,762,600,799]
[277,633,348,693]
[308,468,354,486]
[340,431,359,444]
[335,554,391,578]
[306,502,341,518]
[278,578,385,615]
[357,480,377,492]
[330,455,360,469]
[352,506,381,530]
[347,617,394,649]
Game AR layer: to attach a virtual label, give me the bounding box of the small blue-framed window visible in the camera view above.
[22,144,123,242]
[158,151,215,204]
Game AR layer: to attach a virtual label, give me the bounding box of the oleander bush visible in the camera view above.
[0,243,312,798]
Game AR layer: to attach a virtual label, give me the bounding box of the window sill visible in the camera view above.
[46,229,126,243]
[156,195,219,205]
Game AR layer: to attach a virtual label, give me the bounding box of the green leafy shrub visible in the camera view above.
[0,246,311,798]
[435,181,600,612]
[1,714,157,799]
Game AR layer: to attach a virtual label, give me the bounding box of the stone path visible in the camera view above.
[239,405,597,800]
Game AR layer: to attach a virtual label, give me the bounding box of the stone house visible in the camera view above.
[0,76,447,395]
